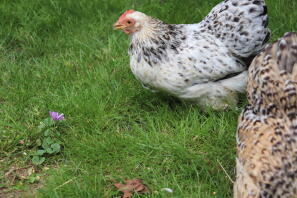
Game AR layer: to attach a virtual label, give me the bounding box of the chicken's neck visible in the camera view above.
[131,18,172,44]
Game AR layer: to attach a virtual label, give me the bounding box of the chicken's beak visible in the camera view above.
[113,21,126,30]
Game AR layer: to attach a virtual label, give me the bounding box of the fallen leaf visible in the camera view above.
[114,178,149,198]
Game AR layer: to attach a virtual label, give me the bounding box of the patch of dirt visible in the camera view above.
[0,164,45,198]
[0,183,43,198]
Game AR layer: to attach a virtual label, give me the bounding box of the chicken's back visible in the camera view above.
[248,32,297,115]
[235,33,297,198]
[200,0,270,61]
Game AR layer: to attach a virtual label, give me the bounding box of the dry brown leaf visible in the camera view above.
[114,178,149,198]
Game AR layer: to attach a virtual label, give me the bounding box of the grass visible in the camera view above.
[0,0,296,197]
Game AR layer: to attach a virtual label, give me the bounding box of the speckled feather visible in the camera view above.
[234,32,297,198]
[125,0,270,108]
[200,0,270,58]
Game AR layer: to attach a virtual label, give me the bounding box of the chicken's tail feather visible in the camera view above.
[200,0,270,60]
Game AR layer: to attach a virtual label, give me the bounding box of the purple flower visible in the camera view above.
[49,111,64,121]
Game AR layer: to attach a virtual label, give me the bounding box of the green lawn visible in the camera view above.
[0,0,296,197]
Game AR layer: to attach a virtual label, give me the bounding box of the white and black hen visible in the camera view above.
[114,0,270,109]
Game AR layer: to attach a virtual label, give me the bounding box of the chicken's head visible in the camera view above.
[113,10,147,35]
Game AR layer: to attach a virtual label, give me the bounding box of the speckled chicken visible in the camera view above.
[234,32,297,198]
[114,0,270,109]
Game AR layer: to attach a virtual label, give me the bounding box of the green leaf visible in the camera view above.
[51,143,61,153]
[32,156,45,165]
[46,147,55,154]
[42,140,49,150]
[28,176,37,184]
[45,137,53,144]
[28,174,41,184]
[44,129,51,136]
[43,117,54,127]
[36,139,42,146]
[36,150,46,156]
[38,121,46,130]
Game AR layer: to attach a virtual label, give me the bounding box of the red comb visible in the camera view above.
[119,9,135,21]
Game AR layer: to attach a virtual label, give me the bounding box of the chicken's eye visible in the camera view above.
[127,20,132,24]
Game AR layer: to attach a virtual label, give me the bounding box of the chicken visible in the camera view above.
[234,32,297,198]
[114,0,270,109]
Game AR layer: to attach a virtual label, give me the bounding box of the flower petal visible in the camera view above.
[57,113,64,120]
[49,111,54,117]
[49,111,59,120]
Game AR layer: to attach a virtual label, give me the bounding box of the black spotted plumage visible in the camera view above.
[115,0,270,109]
